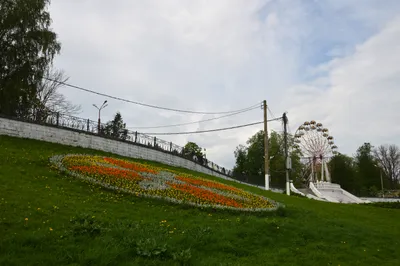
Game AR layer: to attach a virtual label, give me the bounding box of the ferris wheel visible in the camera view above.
[293,120,338,183]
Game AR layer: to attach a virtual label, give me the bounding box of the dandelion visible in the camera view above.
[49,227,53,231]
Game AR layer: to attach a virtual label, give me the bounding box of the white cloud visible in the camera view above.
[286,16,400,155]
[48,0,400,168]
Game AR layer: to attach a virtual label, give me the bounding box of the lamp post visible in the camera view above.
[93,100,108,134]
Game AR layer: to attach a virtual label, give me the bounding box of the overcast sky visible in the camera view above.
[48,0,400,169]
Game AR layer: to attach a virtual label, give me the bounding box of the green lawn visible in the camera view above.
[0,135,399,266]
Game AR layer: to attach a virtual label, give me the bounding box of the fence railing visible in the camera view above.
[2,110,234,177]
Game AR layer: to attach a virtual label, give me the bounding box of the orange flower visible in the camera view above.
[169,182,243,208]
[70,165,144,182]
[103,158,158,174]
[176,176,240,193]
[55,154,277,211]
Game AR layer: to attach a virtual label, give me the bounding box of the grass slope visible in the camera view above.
[0,135,399,266]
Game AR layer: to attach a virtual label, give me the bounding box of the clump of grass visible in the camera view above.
[69,213,104,237]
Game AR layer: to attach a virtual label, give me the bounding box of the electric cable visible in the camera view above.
[267,106,276,119]
[128,105,260,129]
[44,77,262,115]
[142,117,282,135]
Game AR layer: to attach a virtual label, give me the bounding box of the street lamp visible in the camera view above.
[93,100,108,133]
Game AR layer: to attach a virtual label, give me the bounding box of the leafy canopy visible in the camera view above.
[232,130,301,187]
[0,0,60,117]
[101,112,128,140]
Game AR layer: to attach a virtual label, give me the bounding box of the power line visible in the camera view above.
[142,117,282,135]
[267,106,276,119]
[128,105,260,129]
[44,77,262,115]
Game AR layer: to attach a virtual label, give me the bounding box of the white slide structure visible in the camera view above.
[290,182,325,201]
[290,182,305,196]
[313,181,365,203]
[290,181,366,204]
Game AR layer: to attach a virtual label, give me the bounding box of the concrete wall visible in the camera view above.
[360,197,400,203]
[0,117,232,180]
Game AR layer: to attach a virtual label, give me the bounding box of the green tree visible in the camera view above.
[355,143,381,196]
[245,130,265,177]
[232,130,301,187]
[268,131,285,187]
[269,131,302,187]
[232,145,248,176]
[330,153,358,194]
[182,142,204,163]
[102,112,128,140]
[0,0,61,117]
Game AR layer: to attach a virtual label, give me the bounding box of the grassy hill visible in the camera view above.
[0,135,399,266]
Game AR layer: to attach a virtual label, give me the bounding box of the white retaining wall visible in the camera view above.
[360,197,400,203]
[0,117,232,179]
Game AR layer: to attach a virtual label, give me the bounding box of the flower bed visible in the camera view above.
[50,154,281,212]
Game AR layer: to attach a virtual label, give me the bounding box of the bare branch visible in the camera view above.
[373,144,400,186]
[36,68,81,116]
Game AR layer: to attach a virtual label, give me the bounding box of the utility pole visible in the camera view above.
[263,100,269,190]
[283,112,290,195]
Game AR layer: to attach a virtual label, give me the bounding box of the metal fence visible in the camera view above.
[3,110,234,177]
